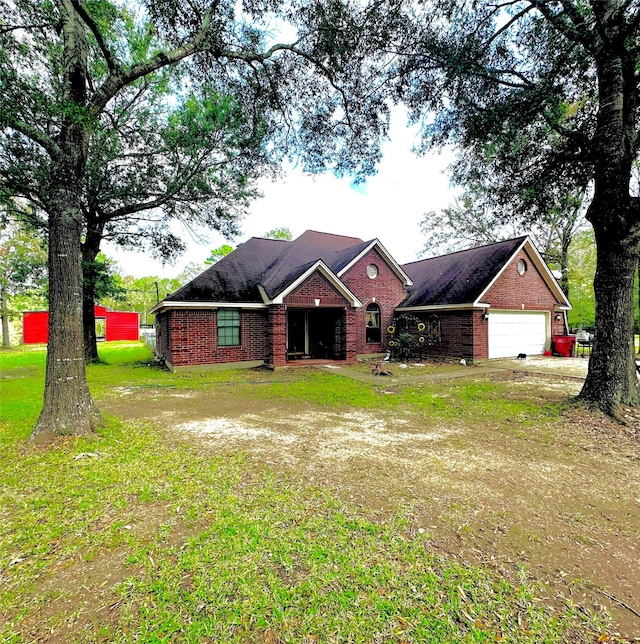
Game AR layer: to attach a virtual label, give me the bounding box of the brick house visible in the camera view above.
[151,231,570,369]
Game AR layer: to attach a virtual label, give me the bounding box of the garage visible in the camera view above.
[488,311,548,359]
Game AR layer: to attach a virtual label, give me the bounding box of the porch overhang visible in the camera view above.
[268,260,362,307]
[149,300,268,315]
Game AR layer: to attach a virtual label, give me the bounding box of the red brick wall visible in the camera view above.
[341,248,408,354]
[240,311,269,361]
[484,250,561,311]
[482,249,566,339]
[408,311,477,361]
[160,309,268,367]
[157,249,568,367]
[403,249,568,361]
[473,310,489,359]
[284,272,350,307]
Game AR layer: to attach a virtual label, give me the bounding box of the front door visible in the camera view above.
[287,309,307,359]
[286,308,346,360]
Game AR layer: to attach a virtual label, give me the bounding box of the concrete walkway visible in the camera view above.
[317,356,589,385]
[318,364,508,385]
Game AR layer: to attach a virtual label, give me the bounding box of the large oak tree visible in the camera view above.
[5,75,266,363]
[1,0,394,441]
[393,0,640,416]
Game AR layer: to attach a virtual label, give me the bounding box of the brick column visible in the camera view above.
[345,308,358,363]
[268,305,287,366]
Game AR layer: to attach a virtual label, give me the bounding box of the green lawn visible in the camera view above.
[0,343,606,642]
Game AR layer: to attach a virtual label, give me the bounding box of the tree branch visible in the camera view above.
[0,23,52,35]
[70,0,118,73]
[6,119,61,159]
[484,5,536,50]
[103,152,211,222]
[224,41,358,128]
[531,0,597,53]
[482,67,534,88]
[89,0,217,119]
[471,2,522,40]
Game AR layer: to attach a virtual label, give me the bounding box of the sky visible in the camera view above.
[104,110,458,279]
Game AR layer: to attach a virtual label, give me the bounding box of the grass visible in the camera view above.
[216,368,560,427]
[0,343,606,642]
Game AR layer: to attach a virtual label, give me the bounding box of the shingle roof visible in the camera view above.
[163,231,533,309]
[165,231,369,304]
[166,237,287,303]
[399,237,527,307]
[259,231,368,299]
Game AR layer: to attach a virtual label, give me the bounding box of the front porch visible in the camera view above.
[286,307,347,362]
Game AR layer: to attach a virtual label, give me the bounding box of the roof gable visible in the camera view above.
[337,239,412,286]
[400,237,521,308]
[270,260,362,306]
[259,230,367,299]
[477,237,570,308]
[399,236,570,309]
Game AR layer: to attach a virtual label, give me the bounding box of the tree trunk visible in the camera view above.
[81,226,103,364]
[578,24,640,417]
[579,224,640,414]
[31,186,102,441]
[633,256,640,354]
[31,2,101,441]
[559,225,571,299]
[0,284,11,349]
[1,284,10,348]
[83,283,100,363]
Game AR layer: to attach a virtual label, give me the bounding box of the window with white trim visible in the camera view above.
[217,309,240,346]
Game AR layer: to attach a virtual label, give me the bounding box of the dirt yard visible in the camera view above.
[104,357,640,641]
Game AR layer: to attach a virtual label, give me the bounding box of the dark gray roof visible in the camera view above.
[259,231,368,299]
[166,231,368,303]
[167,237,287,303]
[165,231,531,308]
[399,237,527,307]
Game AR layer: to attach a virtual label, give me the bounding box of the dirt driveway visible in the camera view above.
[103,357,640,640]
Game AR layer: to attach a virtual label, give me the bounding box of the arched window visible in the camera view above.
[365,303,381,343]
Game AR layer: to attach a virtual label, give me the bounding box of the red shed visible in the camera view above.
[22,311,49,344]
[23,306,139,344]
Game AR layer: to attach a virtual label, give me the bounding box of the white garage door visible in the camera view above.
[488,311,548,359]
